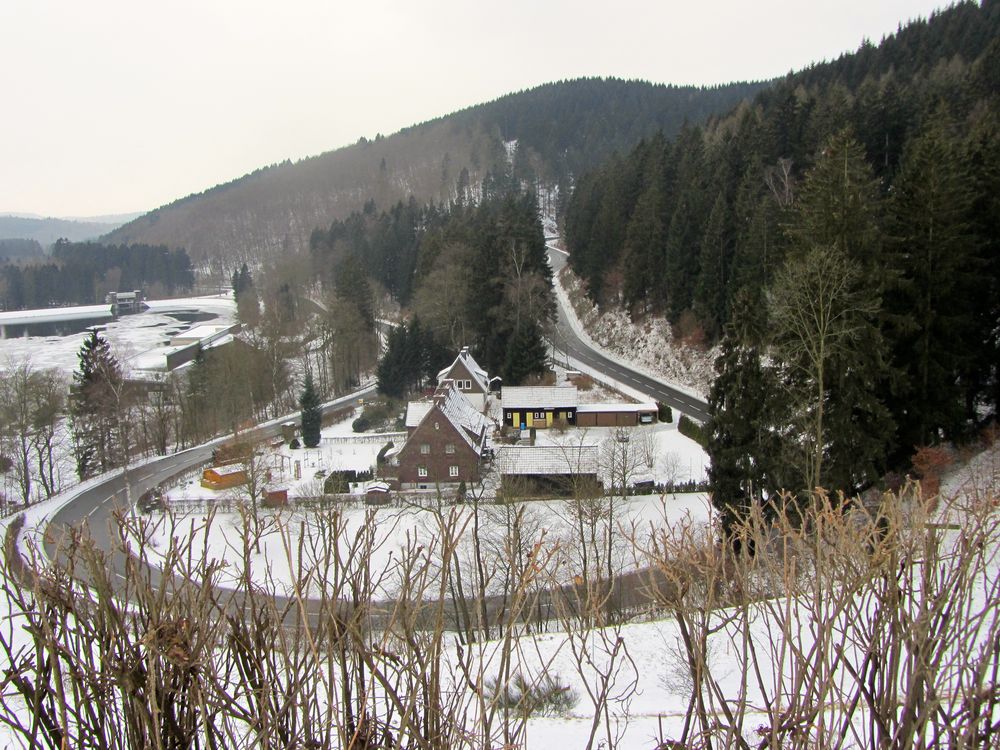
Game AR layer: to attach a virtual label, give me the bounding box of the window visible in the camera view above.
[445,443,455,454]
[420,443,430,454]
[464,379,473,389]
[449,465,459,478]
[418,466,428,478]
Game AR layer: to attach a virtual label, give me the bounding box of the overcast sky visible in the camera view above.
[1,0,951,218]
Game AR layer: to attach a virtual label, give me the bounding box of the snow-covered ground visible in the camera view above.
[2,431,997,747]
[146,403,711,595]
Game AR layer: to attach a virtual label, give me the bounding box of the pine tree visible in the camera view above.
[299,370,321,448]
[775,130,894,495]
[888,116,982,446]
[707,291,784,536]
[69,330,122,479]
[503,320,548,385]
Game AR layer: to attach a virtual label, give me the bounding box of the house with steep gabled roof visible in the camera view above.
[386,383,495,489]
[436,346,491,409]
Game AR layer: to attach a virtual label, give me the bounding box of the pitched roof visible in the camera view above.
[438,384,494,451]
[497,444,599,475]
[405,400,434,428]
[501,386,579,410]
[577,402,658,413]
[437,347,489,392]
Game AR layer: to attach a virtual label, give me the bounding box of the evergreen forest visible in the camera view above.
[310,177,554,388]
[0,241,194,310]
[559,0,1000,518]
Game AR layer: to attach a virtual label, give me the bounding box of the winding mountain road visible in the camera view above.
[30,256,710,621]
[41,387,375,574]
[546,244,711,423]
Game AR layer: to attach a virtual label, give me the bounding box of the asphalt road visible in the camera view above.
[33,262,710,622]
[546,245,711,423]
[42,386,375,577]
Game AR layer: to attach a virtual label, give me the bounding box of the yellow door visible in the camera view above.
[511,411,520,428]
[526,412,534,428]
[546,412,553,427]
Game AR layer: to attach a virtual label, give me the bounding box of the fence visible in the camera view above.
[321,432,406,446]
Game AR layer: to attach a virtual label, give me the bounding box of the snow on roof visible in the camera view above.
[171,324,232,342]
[438,384,494,451]
[501,386,579,409]
[437,347,489,391]
[497,444,599,476]
[577,402,658,413]
[405,400,434,428]
[207,463,247,477]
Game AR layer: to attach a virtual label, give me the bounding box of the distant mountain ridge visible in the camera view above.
[0,214,140,247]
[102,77,766,270]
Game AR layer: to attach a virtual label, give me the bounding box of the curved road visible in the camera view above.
[42,387,375,572]
[35,258,708,618]
[546,245,710,423]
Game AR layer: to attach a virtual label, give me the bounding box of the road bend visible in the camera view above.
[546,245,710,423]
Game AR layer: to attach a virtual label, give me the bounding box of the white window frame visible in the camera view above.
[445,443,455,454]
[420,443,430,454]
[418,466,428,478]
[449,465,459,478]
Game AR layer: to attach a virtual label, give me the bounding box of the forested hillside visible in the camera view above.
[558,1,1000,515]
[102,78,763,272]
[309,175,553,386]
[564,2,999,338]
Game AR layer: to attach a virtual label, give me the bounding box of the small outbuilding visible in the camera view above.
[502,386,579,429]
[575,402,658,427]
[264,488,289,507]
[496,444,600,497]
[201,464,248,490]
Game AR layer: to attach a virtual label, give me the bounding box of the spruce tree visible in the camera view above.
[377,326,408,399]
[299,370,321,448]
[776,130,894,495]
[503,321,548,385]
[70,330,122,479]
[707,291,783,536]
[888,116,982,446]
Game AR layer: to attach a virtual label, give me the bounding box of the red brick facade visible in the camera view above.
[392,403,482,487]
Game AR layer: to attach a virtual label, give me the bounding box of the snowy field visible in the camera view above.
[146,405,712,595]
[9,437,993,748]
